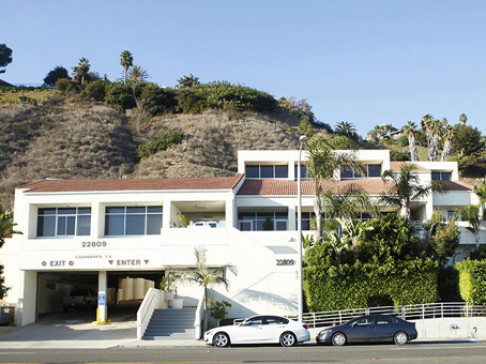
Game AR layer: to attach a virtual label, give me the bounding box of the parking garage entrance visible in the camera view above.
[36,271,164,322]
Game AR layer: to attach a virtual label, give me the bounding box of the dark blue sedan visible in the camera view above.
[316,314,417,346]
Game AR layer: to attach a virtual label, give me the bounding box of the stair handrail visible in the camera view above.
[137,288,163,339]
[194,289,205,339]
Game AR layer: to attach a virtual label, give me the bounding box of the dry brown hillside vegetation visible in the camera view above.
[0,97,302,208]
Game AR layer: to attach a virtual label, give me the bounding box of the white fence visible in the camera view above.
[297,303,486,328]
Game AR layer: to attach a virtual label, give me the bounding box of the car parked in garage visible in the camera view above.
[204,315,310,347]
[316,314,417,346]
[62,289,96,311]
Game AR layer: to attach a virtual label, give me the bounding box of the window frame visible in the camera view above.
[340,164,382,179]
[245,164,289,179]
[36,207,91,238]
[104,205,163,237]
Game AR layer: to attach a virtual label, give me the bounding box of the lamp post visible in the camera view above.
[297,135,308,322]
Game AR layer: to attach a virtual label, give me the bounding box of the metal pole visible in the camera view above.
[297,135,307,322]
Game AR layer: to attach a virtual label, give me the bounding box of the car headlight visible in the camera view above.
[205,330,214,336]
[319,329,332,336]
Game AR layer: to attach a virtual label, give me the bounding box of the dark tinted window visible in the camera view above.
[368,164,382,177]
[245,165,259,178]
[260,166,273,178]
[264,316,289,325]
[275,165,288,178]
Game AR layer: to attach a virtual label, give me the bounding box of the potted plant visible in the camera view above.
[160,272,180,301]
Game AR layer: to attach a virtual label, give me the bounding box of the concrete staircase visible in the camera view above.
[143,307,197,340]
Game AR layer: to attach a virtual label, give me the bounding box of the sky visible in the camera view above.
[2,0,486,136]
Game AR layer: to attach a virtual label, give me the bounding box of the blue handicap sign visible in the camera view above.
[98,293,106,306]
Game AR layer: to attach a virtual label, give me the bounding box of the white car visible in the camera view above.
[204,315,310,347]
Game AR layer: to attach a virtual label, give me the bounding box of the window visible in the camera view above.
[238,211,288,231]
[294,165,311,180]
[432,171,452,181]
[245,164,288,179]
[340,164,382,179]
[37,207,91,237]
[446,210,455,221]
[352,317,375,326]
[376,316,392,325]
[264,316,289,325]
[299,212,314,230]
[105,206,163,236]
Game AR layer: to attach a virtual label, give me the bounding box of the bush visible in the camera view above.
[390,149,410,161]
[456,259,486,304]
[80,80,107,102]
[176,88,208,114]
[397,134,409,147]
[43,66,70,87]
[105,83,136,110]
[137,83,177,116]
[137,128,184,158]
[55,78,76,94]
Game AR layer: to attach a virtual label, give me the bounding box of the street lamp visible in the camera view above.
[297,135,308,322]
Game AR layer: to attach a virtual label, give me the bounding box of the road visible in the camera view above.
[1,342,486,364]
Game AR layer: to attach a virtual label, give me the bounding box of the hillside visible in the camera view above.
[0,94,301,208]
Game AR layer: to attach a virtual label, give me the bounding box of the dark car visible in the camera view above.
[316,314,417,346]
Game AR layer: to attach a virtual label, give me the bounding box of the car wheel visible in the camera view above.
[213,332,230,348]
[280,332,297,347]
[394,331,408,345]
[331,332,347,346]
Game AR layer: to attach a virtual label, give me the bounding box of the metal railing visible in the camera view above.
[298,302,486,328]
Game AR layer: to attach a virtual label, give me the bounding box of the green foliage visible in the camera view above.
[105,83,136,110]
[72,57,90,85]
[456,259,486,304]
[430,218,460,266]
[397,134,409,147]
[137,83,177,116]
[299,115,314,137]
[43,66,70,87]
[176,74,200,89]
[176,88,208,114]
[210,299,232,322]
[0,43,13,74]
[390,149,410,161]
[304,259,438,311]
[137,128,184,158]
[438,266,461,302]
[452,124,485,157]
[55,78,77,94]
[468,246,486,261]
[0,264,9,299]
[80,80,107,101]
[304,215,438,311]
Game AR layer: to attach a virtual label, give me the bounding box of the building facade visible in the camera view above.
[1,149,484,326]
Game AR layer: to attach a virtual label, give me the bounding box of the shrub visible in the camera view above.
[105,83,136,110]
[397,134,409,147]
[55,78,76,94]
[137,83,177,116]
[390,149,410,161]
[456,259,486,304]
[176,88,208,114]
[43,66,70,87]
[137,128,184,158]
[80,80,107,101]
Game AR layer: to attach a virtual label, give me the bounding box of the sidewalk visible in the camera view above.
[0,319,205,349]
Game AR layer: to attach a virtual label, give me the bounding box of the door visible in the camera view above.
[232,316,266,344]
[239,221,253,231]
[347,316,376,343]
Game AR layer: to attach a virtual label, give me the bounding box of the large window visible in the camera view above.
[238,211,288,231]
[245,164,288,179]
[432,171,451,181]
[341,164,381,179]
[37,207,91,237]
[105,206,163,236]
[294,165,312,180]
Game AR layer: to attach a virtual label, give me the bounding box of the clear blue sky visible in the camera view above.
[3,0,485,136]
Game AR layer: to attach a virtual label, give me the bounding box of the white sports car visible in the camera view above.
[204,315,310,347]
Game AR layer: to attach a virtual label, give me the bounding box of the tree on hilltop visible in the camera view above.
[120,50,134,85]
[176,74,200,89]
[72,57,90,86]
[0,43,13,74]
[43,66,71,87]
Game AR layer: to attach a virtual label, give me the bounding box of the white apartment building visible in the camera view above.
[1,149,483,329]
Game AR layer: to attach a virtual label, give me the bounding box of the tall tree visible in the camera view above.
[176,74,200,89]
[184,249,237,333]
[305,135,363,239]
[120,50,134,85]
[0,43,13,74]
[128,65,150,133]
[403,121,419,161]
[380,164,435,219]
[460,205,481,249]
[72,57,90,86]
[441,122,454,161]
[459,113,468,125]
[335,121,358,141]
[0,206,22,299]
[43,66,70,87]
[421,115,442,161]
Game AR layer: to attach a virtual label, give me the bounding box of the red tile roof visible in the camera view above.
[442,180,473,191]
[237,179,396,196]
[389,162,429,172]
[19,174,245,193]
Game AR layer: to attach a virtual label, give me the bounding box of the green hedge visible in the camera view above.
[456,259,486,304]
[304,258,438,312]
[137,128,184,158]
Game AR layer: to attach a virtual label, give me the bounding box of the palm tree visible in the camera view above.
[474,181,486,221]
[120,50,134,85]
[305,134,364,239]
[0,205,21,248]
[403,121,419,161]
[184,248,237,333]
[380,164,434,219]
[459,113,468,125]
[441,123,454,161]
[335,121,358,141]
[460,205,481,249]
[128,65,149,84]
[421,115,442,161]
[72,57,90,86]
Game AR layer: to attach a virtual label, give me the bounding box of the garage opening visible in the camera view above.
[37,271,165,322]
